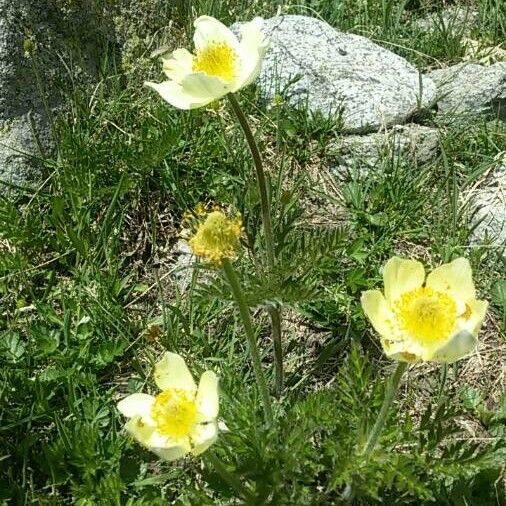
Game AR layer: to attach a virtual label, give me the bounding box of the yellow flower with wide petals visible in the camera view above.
[117,353,220,461]
[361,257,488,363]
[145,16,268,109]
[189,210,243,265]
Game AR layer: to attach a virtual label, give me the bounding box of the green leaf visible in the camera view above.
[491,279,506,308]
[0,332,25,362]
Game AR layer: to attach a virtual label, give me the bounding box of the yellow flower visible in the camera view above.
[189,210,242,265]
[117,353,220,461]
[361,257,488,363]
[145,16,268,109]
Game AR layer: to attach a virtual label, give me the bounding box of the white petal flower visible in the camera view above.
[118,353,221,461]
[145,16,268,109]
[361,257,488,363]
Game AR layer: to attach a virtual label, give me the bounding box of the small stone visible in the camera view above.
[467,154,506,247]
[171,239,195,293]
[327,124,440,177]
[413,6,478,35]
[428,62,506,119]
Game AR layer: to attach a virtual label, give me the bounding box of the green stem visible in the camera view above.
[222,259,274,425]
[362,361,408,457]
[342,362,408,502]
[227,93,275,268]
[436,362,448,407]
[342,361,408,503]
[227,92,284,396]
[268,307,283,398]
[206,452,254,502]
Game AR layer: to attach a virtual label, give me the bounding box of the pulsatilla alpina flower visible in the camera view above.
[361,257,488,363]
[145,16,268,109]
[117,353,219,461]
[189,210,242,265]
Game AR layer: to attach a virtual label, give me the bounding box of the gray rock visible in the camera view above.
[0,114,50,188]
[413,6,478,35]
[468,157,506,247]
[428,63,506,119]
[327,124,440,177]
[236,15,436,133]
[0,0,112,188]
[112,0,177,69]
[171,239,195,293]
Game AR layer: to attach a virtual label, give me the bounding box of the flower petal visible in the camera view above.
[462,299,488,335]
[124,416,157,445]
[429,330,478,363]
[154,352,196,392]
[234,17,267,90]
[145,80,215,110]
[239,17,267,52]
[191,421,218,456]
[193,16,239,52]
[117,393,155,418]
[381,339,422,364]
[149,434,192,459]
[381,333,422,363]
[125,417,191,461]
[152,444,191,462]
[180,72,231,101]
[361,290,394,338]
[162,48,194,82]
[426,257,475,301]
[385,349,420,363]
[196,371,219,422]
[383,257,425,302]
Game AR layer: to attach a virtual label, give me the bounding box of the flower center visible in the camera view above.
[394,286,457,345]
[151,389,197,438]
[189,211,242,265]
[193,42,237,81]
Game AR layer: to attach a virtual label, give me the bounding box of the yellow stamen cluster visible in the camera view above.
[189,210,242,265]
[151,389,197,438]
[193,42,237,81]
[394,286,457,345]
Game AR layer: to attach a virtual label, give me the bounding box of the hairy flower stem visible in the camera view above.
[227,93,275,267]
[227,93,284,396]
[206,452,255,502]
[268,307,283,397]
[437,363,448,405]
[222,259,274,425]
[362,361,408,457]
